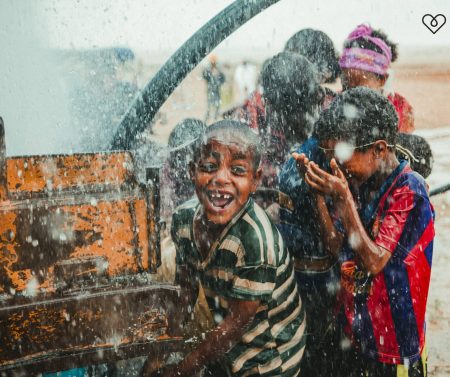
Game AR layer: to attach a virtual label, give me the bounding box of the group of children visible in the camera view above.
[143,24,435,377]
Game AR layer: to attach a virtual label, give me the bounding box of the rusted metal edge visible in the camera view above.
[0,337,185,373]
[4,181,140,201]
[0,282,180,312]
[0,187,146,211]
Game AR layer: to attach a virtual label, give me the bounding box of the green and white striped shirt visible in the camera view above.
[171,198,305,376]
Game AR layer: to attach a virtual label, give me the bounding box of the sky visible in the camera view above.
[39,0,450,60]
[0,0,449,155]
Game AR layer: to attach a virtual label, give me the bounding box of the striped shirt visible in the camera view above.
[171,198,305,376]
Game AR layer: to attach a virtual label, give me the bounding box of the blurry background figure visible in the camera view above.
[396,133,434,179]
[223,59,268,134]
[233,60,258,104]
[276,29,341,377]
[202,54,225,123]
[284,28,340,108]
[261,51,324,187]
[339,24,415,133]
[284,28,340,85]
[163,118,206,216]
[66,47,139,151]
[225,28,340,137]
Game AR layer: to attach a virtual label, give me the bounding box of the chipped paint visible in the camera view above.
[0,145,176,370]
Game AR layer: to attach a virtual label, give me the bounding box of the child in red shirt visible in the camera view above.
[295,87,434,376]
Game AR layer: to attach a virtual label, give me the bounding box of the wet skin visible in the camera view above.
[191,138,261,226]
[319,139,378,186]
[292,140,398,275]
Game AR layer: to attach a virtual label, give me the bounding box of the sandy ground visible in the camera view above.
[144,60,450,375]
[147,61,450,141]
[416,126,450,376]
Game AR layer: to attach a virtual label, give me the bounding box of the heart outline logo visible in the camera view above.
[422,14,446,34]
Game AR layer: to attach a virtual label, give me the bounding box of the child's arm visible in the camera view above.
[166,265,199,337]
[292,153,344,257]
[146,299,260,377]
[304,159,391,275]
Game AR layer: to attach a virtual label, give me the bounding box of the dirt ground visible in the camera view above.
[146,59,450,375]
[148,60,450,141]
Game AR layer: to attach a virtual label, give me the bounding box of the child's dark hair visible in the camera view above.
[195,120,262,171]
[313,87,398,149]
[168,118,206,201]
[261,51,323,143]
[396,133,433,178]
[168,118,206,171]
[168,118,206,152]
[284,28,340,83]
[344,27,398,64]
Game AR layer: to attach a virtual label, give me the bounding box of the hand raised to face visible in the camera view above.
[292,152,310,180]
[303,158,351,203]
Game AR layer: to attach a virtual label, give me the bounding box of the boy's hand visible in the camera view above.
[292,152,309,179]
[304,159,350,204]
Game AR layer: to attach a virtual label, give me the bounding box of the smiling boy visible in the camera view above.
[294,88,434,377]
[149,120,305,377]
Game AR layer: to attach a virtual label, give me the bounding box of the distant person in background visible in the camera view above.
[339,24,415,133]
[226,28,340,136]
[284,28,340,84]
[284,28,340,108]
[161,118,206,222]
[203,55,225,123]
[157,118,206,285]
[396,133,434,179]
[224,59,268,134]
[233,60,258,104]
[276,29,341,377]
[260,51,324,187]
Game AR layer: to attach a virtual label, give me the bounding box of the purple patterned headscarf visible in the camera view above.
[339,24,392,75]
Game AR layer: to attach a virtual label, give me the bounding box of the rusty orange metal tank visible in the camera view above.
[0,118,182,374]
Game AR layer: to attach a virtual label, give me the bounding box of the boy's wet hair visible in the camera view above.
[396,133,434,178]
[284,28,340,83]
[313,87,398,149]
[261,51,323,142]
[194,120,261,171]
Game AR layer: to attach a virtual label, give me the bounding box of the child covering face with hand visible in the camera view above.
[145,120,305,377]
[294,87,434,377]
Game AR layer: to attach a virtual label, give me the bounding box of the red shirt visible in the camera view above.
[340,163,434,364]
[387,92,415,133]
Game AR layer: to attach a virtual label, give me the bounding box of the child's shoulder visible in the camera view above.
[227,200,283,265]
[395,165,429,199]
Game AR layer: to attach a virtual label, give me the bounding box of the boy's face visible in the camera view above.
[321,139,378,184]
[191,138,261,225]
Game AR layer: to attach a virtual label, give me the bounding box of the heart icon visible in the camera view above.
[422,14,446,34]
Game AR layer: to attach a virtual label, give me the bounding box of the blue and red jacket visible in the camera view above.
[339,161,434,364]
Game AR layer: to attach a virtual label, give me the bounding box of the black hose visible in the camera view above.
[110,0,281,151]
[430,183,450,197]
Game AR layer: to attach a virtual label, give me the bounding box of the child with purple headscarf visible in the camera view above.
[340,24,415,133]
